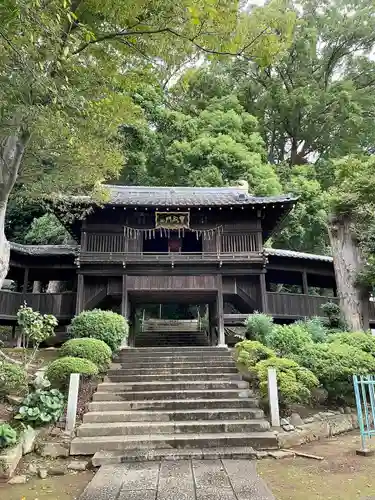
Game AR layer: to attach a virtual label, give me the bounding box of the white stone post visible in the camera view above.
[65,373,80,433]
[268,367,280,427]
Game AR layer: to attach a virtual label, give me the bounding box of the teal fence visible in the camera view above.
[353,375,375,451]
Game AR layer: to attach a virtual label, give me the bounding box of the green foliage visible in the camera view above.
[321,302,345,329]
[328,331,375,355]
[244,313,274,344]
[296,317,328,343]
[295,343,375,402]
[15,389,65,427]
[24,213,71,245]
[255,357,319,406]
[235,340,275,369]
[265,323,313,357]
[69,309,128,351]
[0,362,28,398]
[45,357,98,389]
[60,338,112,371]
[17,305,58,345]
[0,424,18,449]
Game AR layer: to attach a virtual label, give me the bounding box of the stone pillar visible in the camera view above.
[216,275,226,347]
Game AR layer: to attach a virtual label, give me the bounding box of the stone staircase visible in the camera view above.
[135,319,209,347]
[70,347,277,464]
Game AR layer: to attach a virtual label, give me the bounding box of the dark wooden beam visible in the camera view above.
[76,274,84,314]
[260,272,268,313]
[216,275,225,346]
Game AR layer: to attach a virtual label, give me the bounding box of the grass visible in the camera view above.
[3,348,60,367]
[257,431,375,500]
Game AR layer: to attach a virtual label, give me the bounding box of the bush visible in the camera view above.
[69,309,128,351]
[0,423,18,449]
[254,357,319,407]
[265,323,313,356]
[235,340,275,369]
[296,317,328,343]
[0,361,28,398]
[321,301,346,329]
[294,343,375,403]
[15,388,65,427]
[46,356,98,388]
[61,338,112,371]
[328,331,375,355]
[244,313,274,343]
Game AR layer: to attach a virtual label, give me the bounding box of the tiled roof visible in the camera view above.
[265,248,333,262]
[102,185,298,207]
[10,242,78,256]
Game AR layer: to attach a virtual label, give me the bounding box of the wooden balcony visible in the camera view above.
[79,251,265,265]
[0,290,76,321]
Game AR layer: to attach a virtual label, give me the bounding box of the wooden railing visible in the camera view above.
[267,292,339,317]
[79,251,264,264]
[0,290,76,320]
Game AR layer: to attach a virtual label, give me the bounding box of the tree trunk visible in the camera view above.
[47,280,63,293]
[32,281,42,293]
[0,202,10,289]
[328,214,368,331]
[0,122,31,289]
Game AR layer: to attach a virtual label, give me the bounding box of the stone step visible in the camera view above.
[77,419,270,437]
[89,398,260,412]
[119,347,228,353]
[107,366,238,376]
[96,380,248,392]
[91,447,259,465]
[116,356,233,363]
[70,431,278,455]
[105,373,242,382]
[113,361,236,369]
[83,408,265,423]
[92,389,252,401]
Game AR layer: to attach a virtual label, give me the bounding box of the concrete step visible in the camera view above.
[83,408,265,423]
[105,373,242,382]
[92,389,252,401]
[77,419,270,437]
[70,431,278,455]
[96,380,248,392]
[107,366,238,376]
[89,398,260,412]
[91,447,259,465]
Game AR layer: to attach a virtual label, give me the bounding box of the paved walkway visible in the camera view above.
[79,459,275,500]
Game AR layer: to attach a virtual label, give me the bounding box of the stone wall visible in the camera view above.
[276,408,359,448]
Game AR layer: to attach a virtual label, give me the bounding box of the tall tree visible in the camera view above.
[0,0,295,287]
[327,155,375,330]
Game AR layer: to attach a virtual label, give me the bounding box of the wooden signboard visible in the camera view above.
[155,212,190,229]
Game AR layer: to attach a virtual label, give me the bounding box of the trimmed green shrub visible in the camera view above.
[61,338,112,371]
[69,309,128,351]
[235,340,275,369]
[244,313,274,343]
[0,423,18,448]
[321,301,346,329]
[328,331,375,355]
[296,317,328,343]
[265,323,313,356]
[294,343,375,402]
[46,356,98,388]
[0,361,28,398]
[15,388,65,427]
[255,357,319,407]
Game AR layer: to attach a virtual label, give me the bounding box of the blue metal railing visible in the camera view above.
[353,375,375,451]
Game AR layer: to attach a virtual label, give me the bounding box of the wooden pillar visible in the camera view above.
[121,274,129,348]
[75,274,84,315]
[216,275,226,347]
[208,302,216,346]
[22,267,29,294]
[302,271,309,295]
[260,272,268,313]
